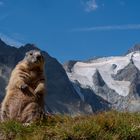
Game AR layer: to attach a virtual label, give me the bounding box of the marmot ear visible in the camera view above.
[26,50,35,56]
[24,52,29,59]
[25,52,28,56]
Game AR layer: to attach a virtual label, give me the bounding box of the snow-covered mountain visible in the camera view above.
[64,50,140,112]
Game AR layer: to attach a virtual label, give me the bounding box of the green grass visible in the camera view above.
[0,111,139,140]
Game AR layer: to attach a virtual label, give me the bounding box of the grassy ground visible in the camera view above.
[0,111,139,140]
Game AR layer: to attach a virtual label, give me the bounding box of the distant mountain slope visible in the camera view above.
[64,51,140,112]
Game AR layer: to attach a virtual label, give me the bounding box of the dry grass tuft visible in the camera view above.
[0,111,139,140]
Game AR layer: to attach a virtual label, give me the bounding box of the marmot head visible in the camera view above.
[24,50,45,70]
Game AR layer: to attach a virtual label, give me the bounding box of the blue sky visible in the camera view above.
[0,0,140,63]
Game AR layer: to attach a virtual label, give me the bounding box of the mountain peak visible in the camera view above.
[19,44,40,52]
[0,33,24,47]
[126,44,140,54]
[0,38,8,47]
[0,38,17,52]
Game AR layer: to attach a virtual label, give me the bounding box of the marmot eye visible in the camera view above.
[30,52,33,55]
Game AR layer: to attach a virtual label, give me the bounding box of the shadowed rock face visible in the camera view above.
[126,44,140,54]
[63,61,78,73]
[112,62,140,98]
[0,40,93,115]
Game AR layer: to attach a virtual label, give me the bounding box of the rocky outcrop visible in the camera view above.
[126,44,140,54]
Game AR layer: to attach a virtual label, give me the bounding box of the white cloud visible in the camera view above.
[84,0,98,12]
[71,24,140,32]
[0,33,24,47]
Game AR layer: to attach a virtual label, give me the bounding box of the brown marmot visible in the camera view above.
[1,50,46,123]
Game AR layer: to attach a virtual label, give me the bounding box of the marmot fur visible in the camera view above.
[1,50,46,123]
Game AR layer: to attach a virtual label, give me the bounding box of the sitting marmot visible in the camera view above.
[1,50,46,123]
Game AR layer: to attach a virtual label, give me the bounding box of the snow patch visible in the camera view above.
[68,55,132,97]
[0,33,24,47]
[132,52,140,70]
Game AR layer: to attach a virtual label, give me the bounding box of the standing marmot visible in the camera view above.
[1,50,46,123]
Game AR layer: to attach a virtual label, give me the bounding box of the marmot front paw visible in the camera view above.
[20,84,28,91]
